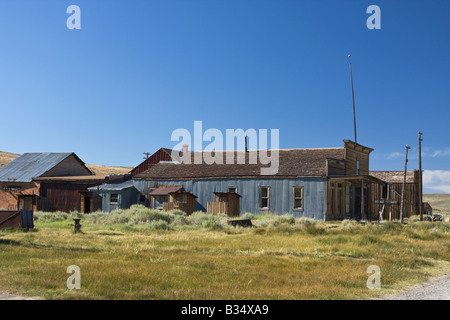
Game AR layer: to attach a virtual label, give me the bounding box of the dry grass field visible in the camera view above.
[0,207,449,300]
[1,151,450,300]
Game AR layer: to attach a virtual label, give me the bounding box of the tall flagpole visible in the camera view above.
[418,132,423,221]
[348,54,357,144]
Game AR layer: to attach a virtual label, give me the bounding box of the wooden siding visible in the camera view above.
[327,159,346,176]
[0,211,22,228]
[207,193,241,217]
[372,182,419,220]
[343,141,372,176]
[207,202,233,216]
[42,154,92,177]
[162,192,196,215]
[39,182,101,212]
[326,173,419,221]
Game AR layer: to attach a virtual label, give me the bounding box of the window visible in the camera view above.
[356,161,360,175]
[139,195,146,203]
[227,186,237,193]
[110,193,119,204]
[293,187,304,210]
[259,186,270,209]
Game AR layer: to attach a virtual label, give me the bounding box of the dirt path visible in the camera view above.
[0,292,39,300]
[383,273,450,300]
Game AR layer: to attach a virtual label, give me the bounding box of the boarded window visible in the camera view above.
[110,193,119,204]
[293,186,304,210]
[259,186,270,209]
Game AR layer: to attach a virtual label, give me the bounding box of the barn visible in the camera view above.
[0,152,94,212]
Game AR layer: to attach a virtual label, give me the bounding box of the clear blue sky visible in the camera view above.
[1,1,449,192]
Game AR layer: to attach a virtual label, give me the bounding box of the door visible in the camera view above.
[352,186,362,220]
[85,196,91,213]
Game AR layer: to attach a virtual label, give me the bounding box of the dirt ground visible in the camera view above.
[382,273,450,300]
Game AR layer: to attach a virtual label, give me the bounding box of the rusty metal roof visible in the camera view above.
[149,186,183,195]
[134,148,346,180]
[0,153,75,183]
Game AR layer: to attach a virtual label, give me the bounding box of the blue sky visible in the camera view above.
[0,1,449,192]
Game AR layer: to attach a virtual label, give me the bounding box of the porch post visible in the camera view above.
[361,179,367,221]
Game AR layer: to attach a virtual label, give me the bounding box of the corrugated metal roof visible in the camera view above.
[89,179,135,191]
[0,153,73,183]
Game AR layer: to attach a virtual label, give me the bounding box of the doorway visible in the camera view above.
[84,196,91,213]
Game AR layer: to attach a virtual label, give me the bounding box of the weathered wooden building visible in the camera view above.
[369,170,420,220]
[88,141,422,221]
[132,140,397,221]
[0,153,94,211]
[92,148,178,212]
[150,186,198,215]
[34,175,107,213]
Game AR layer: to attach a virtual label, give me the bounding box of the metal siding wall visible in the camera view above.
[133,178,326,219]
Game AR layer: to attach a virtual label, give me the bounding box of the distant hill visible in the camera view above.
[423,194,450,215]
[0,151,20,168]
[0,151,132,176]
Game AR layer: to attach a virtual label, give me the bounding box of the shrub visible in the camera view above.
[146,220,171,231]
[278,214,295,225]
[242,212,254,220]
[34,211,70,222]
[296,217,322,227]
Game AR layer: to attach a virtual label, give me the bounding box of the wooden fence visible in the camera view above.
[207,202,239,217]
[163,202,190,214]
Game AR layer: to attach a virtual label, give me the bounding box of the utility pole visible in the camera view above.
[400,145,411,224]
[348,54,357,144]
[143,152,150,160]
[418,132,423,221]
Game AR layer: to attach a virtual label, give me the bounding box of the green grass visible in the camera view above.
[0,204,450,300]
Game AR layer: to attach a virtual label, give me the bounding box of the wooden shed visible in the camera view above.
[149,186,197,215]
[207,192,241,217]
[164,191,197,215]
